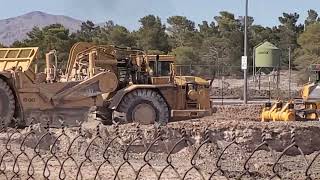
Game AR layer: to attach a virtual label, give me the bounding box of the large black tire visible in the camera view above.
[118,89,169,125]
[0,79,15,126]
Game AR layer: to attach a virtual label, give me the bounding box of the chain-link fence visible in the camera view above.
[175,64,300,101]
[0,118,320,179]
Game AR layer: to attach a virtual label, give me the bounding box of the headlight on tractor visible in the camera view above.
[188,90,198,101]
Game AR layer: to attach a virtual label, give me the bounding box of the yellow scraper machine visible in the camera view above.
[261,64,320,122]
[0,43,212,127]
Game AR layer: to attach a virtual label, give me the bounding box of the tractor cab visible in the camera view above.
[301,64,320,102]
[147,55,175,76]
[309,64,320,83]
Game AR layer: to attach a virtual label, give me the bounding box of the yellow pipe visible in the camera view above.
[261,101,280,122]
[272,101,295,121]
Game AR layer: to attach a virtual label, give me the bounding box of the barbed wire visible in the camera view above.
[0,118,319,179]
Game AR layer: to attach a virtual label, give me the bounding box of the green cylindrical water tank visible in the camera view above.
[255,42,280,67]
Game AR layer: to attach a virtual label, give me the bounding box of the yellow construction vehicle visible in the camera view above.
[261,64,320,122]
[0,42,212,127]
[0,45,118,127]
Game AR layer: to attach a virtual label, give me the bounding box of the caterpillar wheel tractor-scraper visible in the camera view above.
[261,64,320,122]
[0,42,212,127]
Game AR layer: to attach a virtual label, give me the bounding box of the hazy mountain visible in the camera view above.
[0,11,83,46]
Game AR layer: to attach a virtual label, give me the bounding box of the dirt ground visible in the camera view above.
[1,104,320,179]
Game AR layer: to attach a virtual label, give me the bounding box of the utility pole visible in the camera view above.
[243,0,248,104]
[288,47,291,99]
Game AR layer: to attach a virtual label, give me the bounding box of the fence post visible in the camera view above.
[268,76,271,101]
[221,76,224,105]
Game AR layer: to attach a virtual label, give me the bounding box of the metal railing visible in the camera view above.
[0,118,319,179]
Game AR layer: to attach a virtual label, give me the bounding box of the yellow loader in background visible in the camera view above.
[261,64,320,122]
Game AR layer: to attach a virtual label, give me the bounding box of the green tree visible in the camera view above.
[106,25,136,47]
[73,20,101,43]
[295,23,320,67]
[172,46,200,65]
[0,43,5,48]
[214,11,243,68]
[135,15,170,53]
[200,37,231,65]
[250,26,279,46]
[93,20,136,47]
[305,9,319,27]
[277,12,303,66]
[16,24,74,70]
[11,41,27,47]
[198,21,218,38]
[167,16,201,48]
[90,20,114,45]
[294,23,320,82]
[172,46,211,76]
[279,13,301,31]
[214,11,241,33]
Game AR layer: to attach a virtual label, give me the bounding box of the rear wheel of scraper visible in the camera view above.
[0,79,15,127]
[118,89,170,125]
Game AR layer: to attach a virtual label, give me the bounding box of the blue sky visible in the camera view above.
[0,0,319,30]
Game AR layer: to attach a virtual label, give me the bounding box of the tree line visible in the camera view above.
[0,10,320,76]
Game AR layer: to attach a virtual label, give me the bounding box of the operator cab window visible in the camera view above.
[149,61,171,76]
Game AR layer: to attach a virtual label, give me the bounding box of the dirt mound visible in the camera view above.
[215,104,262,121]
